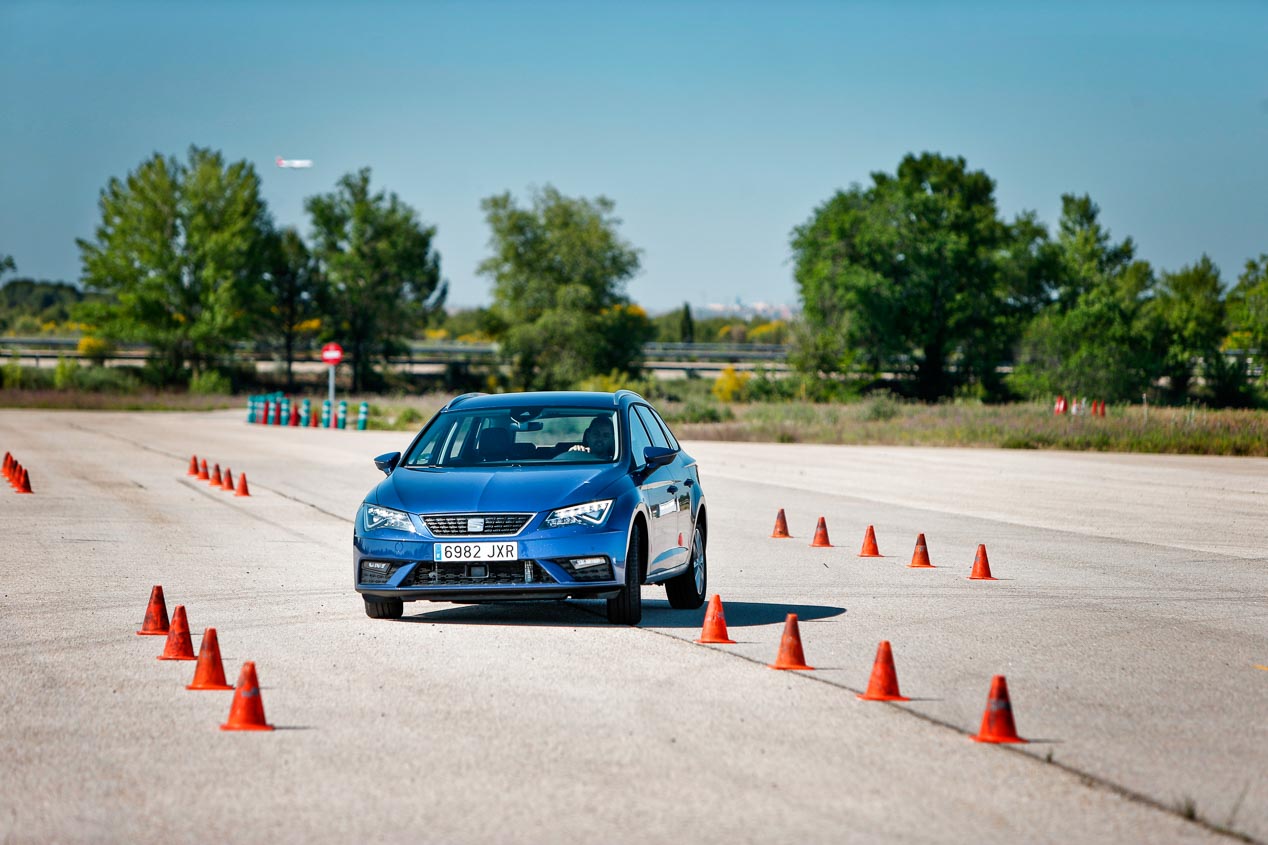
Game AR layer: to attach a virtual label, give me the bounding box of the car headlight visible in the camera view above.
[544,499,614,528]
[362,504,417,533]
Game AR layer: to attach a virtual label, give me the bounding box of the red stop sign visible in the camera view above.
[321,343,344,365]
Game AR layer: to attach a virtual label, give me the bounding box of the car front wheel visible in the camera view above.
[666,521,707,609]
[607,522,644,625]
[364,595,403,619]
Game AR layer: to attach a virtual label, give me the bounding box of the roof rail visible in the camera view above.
[614,388,645,402]
[443,392,487,410]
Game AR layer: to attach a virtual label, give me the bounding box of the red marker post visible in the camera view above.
[322,343,343,418]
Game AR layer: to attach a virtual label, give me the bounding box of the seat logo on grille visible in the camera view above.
[467,517,485,533]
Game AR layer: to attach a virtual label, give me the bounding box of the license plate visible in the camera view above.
[433,542,518,562]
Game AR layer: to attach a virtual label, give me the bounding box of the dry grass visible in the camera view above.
[670,398,1268,456]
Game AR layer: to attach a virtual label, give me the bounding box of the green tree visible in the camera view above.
[0,278,87,333]
[76,147,272,381]
[790,153,1042,400]
[259,227,321,390]
[679,302,695,343]
[306,169,446,392]
[1010,196,1163,402]
[1153,255,1225,401]
[479,186,645,389]
[1227,255,1268,359]
[0,254,14,280]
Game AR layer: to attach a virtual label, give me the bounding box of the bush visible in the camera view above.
[76,336,115,366]
[54,355,78,390]
[397,407,423,426]
[861,394,902,421]
[711,366,751,403]
[189,369,232,395]
[3,354,23,389]
[573,370,656,396]
[1,362,55,390]
[665,399,734,424]
[72,366,142,393]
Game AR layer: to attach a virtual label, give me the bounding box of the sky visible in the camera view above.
[2,1,1266,312]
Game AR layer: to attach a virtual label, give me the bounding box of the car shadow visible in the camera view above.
[398,598,845,628]
[399,600,611,626]
[640,599,845,629]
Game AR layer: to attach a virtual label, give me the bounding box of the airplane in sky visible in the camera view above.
[275,157,314,169]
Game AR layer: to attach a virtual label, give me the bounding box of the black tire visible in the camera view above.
[607,522,644,625]
[363,595,404,619]
[666,519,707,610]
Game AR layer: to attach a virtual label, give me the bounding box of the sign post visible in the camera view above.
[321,343,343,412]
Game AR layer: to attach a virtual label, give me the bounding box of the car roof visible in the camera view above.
[443,390,644,412]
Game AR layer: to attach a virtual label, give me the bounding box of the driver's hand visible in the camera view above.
[568,444,591,452]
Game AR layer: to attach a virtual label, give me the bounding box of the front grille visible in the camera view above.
[555,558,614,582]
[423,513,534,536]
[359,561,405,585]
[413,560,555,586]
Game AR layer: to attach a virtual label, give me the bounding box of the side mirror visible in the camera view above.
[642,446,677,469]
[374,451,401,475]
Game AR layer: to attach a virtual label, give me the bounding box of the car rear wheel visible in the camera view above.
[364,595,403,619]
[666,521,707,609]
[606,522,643,625]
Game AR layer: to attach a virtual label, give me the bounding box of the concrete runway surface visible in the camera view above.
[1,409,1265,844]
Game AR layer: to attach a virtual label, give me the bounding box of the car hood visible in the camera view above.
[371,464,627,515]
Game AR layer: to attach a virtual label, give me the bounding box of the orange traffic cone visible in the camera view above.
[187,628,234,690]
[858,525,882,557]
[972,675,1026,743]
[696,595,737,644]
[771,508,791,539]
[809,517,832,547]
[221,468,234,492]
[157,605,197,661]
[186,455,199,476]
[909,533,934,568]
[220,662,275,731]
[136,585,170,636]
[8,461,19,487]
[234,472,250,497]
[197,459,209,481]
[768,613,814,670]
[15,467,32,494]
[968,544,997,581]
[857,640,909,701]
[2,452,11,480]
[209,463,223,488]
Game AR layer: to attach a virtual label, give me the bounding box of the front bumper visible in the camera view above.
[353,527,627,603]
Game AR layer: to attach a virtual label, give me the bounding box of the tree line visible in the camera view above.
[791,152,1266,406]
[8,146,653,393]
[3,147,1265,406]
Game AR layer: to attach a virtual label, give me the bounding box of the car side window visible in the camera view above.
[634,405,669,449]
[627,410,654,467]
[647,407,680,451]
[444,416,478,463]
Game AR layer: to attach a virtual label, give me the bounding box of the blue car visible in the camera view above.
[354,390,707,624]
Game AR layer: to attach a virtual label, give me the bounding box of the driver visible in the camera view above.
[572,416,616,460]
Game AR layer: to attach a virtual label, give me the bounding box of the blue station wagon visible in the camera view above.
[354,390,707,624]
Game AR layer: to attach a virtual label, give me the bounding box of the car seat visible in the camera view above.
[475,427,512,462]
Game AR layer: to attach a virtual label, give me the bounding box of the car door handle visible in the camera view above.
[666,485,678,494]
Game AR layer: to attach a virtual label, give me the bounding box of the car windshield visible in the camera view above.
[403,407,621,467]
